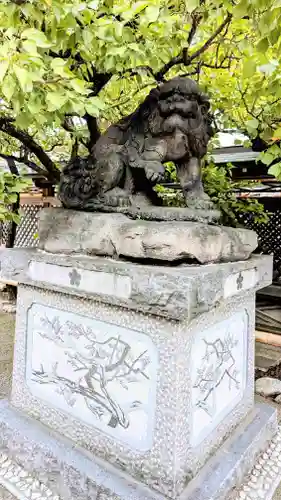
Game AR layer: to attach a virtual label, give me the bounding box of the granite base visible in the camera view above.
[0,401,278,500]
[38,208,258,264]
[0,248,277,499]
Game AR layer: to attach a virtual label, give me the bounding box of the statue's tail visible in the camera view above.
[59,156,98,209]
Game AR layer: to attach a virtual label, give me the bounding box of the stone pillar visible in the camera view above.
[0,247,279,500]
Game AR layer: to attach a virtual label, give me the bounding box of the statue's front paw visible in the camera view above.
[144,162,165,184]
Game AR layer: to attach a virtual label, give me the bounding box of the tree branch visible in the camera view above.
[187,12,203,47]
[46,142,64,153]
[201,54,239,70]
[84,113,101,151]
[71,138,79,159]
[237,83,258,120]
[0,118,60,182]
[154,11,233,81]
[0,153,49,177]
[189,12,233,62]
[5,157,20,250]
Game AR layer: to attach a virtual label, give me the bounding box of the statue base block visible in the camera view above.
[38,207,257,264]
[0,248,279,499]
[0,401,278,500]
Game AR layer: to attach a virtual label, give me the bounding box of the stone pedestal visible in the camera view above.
[0,248,279,500]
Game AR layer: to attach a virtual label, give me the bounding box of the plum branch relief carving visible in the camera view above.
[26,304,158,450]
[193,334,240,417]
[191,311,248,447]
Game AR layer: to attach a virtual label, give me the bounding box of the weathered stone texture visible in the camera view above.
[38,208,257,264]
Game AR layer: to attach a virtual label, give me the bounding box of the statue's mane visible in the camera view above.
[116,87,160,133]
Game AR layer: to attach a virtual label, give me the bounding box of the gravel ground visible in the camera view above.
[0,312,15,337]
[270,397,281,499]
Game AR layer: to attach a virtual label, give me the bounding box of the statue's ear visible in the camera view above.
[200,101,210,115]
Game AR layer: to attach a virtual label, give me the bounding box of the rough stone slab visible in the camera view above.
[38,207,258,264]
[82,203,221,223]
[255,377,281,397]
[0,248,273,321]
[0,248,37,283]
[255,343,281,379]
[0,401,277,500]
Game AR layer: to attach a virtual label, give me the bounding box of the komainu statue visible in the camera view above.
[59,77,214,212]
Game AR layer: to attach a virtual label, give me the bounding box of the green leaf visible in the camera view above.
[233,3,249,18]
[85,96,106,116]
[256,38,269,52]
[46,91,68,111]
[22,40,40,57]
[259,151,275,166]
[82,28,94,46]
[268,162,281,178]
[145,6,160,22]
[185,0,200,12]
[110,46,127,56]
[87,96,106,110]
[27,95,43,114]
[50,58,66,70]
[5,193,18,204]
[51,58,73,78]
[21,28,51,48]
[2,75,16,101]
[243,60,256,78]
[0,61,9,83]
[13,65,33,92]
[69,78,89,94]
[246,118,259,132]
[272,127,281,139]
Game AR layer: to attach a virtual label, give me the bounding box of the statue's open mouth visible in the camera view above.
[162,114,191,134]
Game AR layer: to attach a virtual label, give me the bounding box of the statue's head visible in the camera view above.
[158,77,209,118]
[144,77,213,161]
[118,77,213,161]
[148,77,212,135]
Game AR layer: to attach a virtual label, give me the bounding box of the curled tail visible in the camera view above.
[59,156,98,209]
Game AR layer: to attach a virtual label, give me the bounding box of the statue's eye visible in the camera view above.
[190,95,197,101]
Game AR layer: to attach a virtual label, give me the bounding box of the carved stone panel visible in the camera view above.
[25,304,158,451]
[191,310,248,447]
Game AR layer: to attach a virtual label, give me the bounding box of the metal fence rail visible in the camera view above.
[0,205,40,248]
[239,198,281,285]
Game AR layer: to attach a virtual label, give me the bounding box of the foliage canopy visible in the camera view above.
[0,0,281,223]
